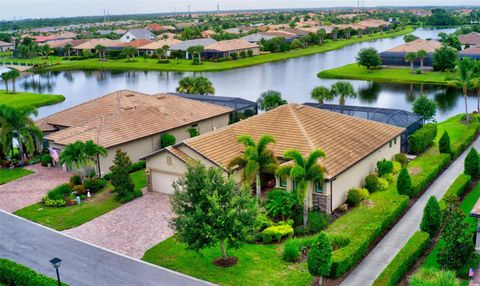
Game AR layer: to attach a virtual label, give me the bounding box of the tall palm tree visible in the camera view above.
[228,134,277,199]
[470,61,480,112]
[331,81,356,106]
[416,50,427,71]
[84,140,107,174]
[276,149,326,227]
[1,72,10,92]
[40,44,50,59]
[405,52,417,72]
[0,105,42,163]
[257,90,287,111]
[331,27,339,41]
[64,43,72,58]
[447,57,474,121]
[95,45,106,60]
[311,86,333,104]
[8,69,20,94]
[316,29,326,45]
[59,141,89,170]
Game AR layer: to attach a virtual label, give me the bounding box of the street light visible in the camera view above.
[49,257,62,286]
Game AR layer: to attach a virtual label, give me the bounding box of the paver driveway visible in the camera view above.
[64,190,174,258]
[0,164,71,212]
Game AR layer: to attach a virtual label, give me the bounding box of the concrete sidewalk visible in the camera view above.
[0,210,212,286]
[341,136,480,286]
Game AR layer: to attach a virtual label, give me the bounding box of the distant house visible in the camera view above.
[146,23,175,32]
[139,38,183,56]
[201,29,217,38]
[380,39,442,67]
[52,32,77,40]
[142,104,403,213]
[203,39,260,59]
[37,90,233,175]
[72,38,123,54]
[175,22,197,30]
[281,28,312,37]
[460,46,480,60]
[0,40,14,52]
[169,38,217,59]
[31,35,56,43]
[459,32,480,48]
[241,33,276,44]
[120,29,156,43]
[262,30,298,42]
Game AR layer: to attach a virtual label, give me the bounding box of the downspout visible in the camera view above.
[330,180,333,214]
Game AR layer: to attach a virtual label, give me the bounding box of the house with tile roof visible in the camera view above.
[142,104,403,213]
[120,29,156,43]
[0,40,14,52]
[459,32,480,48]
[203,39,260,59]
[380,39,442,67]
[37,90,232,175]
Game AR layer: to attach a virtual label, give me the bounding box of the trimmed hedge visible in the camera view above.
[439,174,472,209]
[409,124,437,155]
[411,154,451,197]
[328,195,409,278]
[452,123,480,158]
[373,231,430,286]
[0,258,68,286]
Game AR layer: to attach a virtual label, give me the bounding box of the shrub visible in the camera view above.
[69,175,82,185]
[377,159,393,177]
[439,131,451,154]
[397,168,413,198]
[329,234,351,250]
[308,232,333,281]
[364,173,380,193]
[464,147,480,178]
[72,184,86,196]
[239,50,246,58]
[420,196,441,237]
[307,211,330,233]
[160,133,176,148]
[265,188,297,219]
[394,153,407,166]
[41,197,66,207]
[409,268,460,286]
[409,123,437,155]
[40,154,52,167]
[255,212,274,231]
[83,178,107,192]
[377,178,389,192]
[230,52,238,60]
[261,224,294,243]
[383,173,395,184]
[372,231,430,286]
[282,236,315,262]
[347,188,369,206]
[110,150,135,203]
[0,258,69,286]
[247,50,253,57]
[439,174,471,209]
[47,184,72,200]
[129,160,146,172]
[392,161,401,175]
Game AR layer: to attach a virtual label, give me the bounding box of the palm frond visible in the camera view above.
[283,149,305,166]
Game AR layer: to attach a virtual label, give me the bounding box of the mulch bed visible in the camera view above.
[213,256,238,268]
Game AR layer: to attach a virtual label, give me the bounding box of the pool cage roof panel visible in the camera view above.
[303,103,423,130]
[169,92,257,112]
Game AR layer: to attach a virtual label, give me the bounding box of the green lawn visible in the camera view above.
[14,169,147,231]
[0,168,34,184]
[317,63,452,85]
[0,90,65,108]
[2,28,414,73]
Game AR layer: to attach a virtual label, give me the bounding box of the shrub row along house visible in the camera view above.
[142,103,403,213]
[36,90,233,175]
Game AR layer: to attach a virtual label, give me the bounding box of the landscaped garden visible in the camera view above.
[0,167,34,184]
[0,90,65,108]
[0,258,68,286]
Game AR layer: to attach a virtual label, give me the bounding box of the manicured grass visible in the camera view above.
[14,169,147,231]
[0,168,34,184]
[3,28,413,73]
[0,90,65,108]
[318,63,452,85]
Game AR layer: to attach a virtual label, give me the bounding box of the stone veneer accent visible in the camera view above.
[312,192,331,213]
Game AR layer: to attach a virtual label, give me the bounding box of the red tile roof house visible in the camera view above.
[36,90,232,175]
[142,104,403,213]
[203,39,260,59]
[459,32,480,48]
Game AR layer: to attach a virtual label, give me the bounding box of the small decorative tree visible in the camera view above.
[160,133,176,148]
[464,148,480,178]
[420,196,442,237]
[439,131,451,155]
[397,167,413,197]
[307,232,332,285]
[256,90,287,111]
[170,163,258,267]
[356,47,382,70]
[412,95,436,123]
[110,149,136,203]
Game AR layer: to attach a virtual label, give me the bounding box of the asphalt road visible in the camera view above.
[0,210,213,286]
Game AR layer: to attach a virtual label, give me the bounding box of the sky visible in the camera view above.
[0,0,479,21]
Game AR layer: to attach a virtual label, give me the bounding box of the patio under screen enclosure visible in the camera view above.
[304,103,424,153]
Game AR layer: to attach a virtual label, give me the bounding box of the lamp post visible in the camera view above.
[49,257,62,286]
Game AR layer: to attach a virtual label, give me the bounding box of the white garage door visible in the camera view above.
[151,171,180,194]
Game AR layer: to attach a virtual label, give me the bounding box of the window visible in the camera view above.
[279,176,287,188]
[394,137,397,145]
[315,181,323,193]
[292,179,298,191]
[166,156,172,166]
[389,140,392,148]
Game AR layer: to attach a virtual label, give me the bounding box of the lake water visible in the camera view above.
[11,28,468,121]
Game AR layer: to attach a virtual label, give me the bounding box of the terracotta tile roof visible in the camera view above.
[459,32,480,46]
[385,39,441,53]
[461,46,480,55]
[204,39,259,52]
[0,40,14,47]
[73,38,123,49]
[120,39,153,48]
[40,90,232,148]
[167,146,194,162]
[356,19,390,28]
[262,30,297,38]
[139,38,183,50]
[176,104,403,179]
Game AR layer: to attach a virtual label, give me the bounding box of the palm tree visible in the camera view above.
[8,69,20,94]
[64,43,72,58]
[187,45,204,63]
[316,29,326,45]
[416,49,427,71]
[331,81,356,106]
[176,76,215,95]
[257,90,287,111]
[228,134,277,199]
[331,27,339,41]
[1,72,10,93]
[84,140,107,174]
[405,52,417,72]
[470,61,480,112]
[95,44,106,60]
[40,44,50,59]
[0,105,42,163]
[155,48,166,60]
[344,27,353,39]
[311,86,333,104]
[122,46,137,61]
[59,141,89,171]
[357,28,364,38]
[276,149,326,227]
[447,57,474,121]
